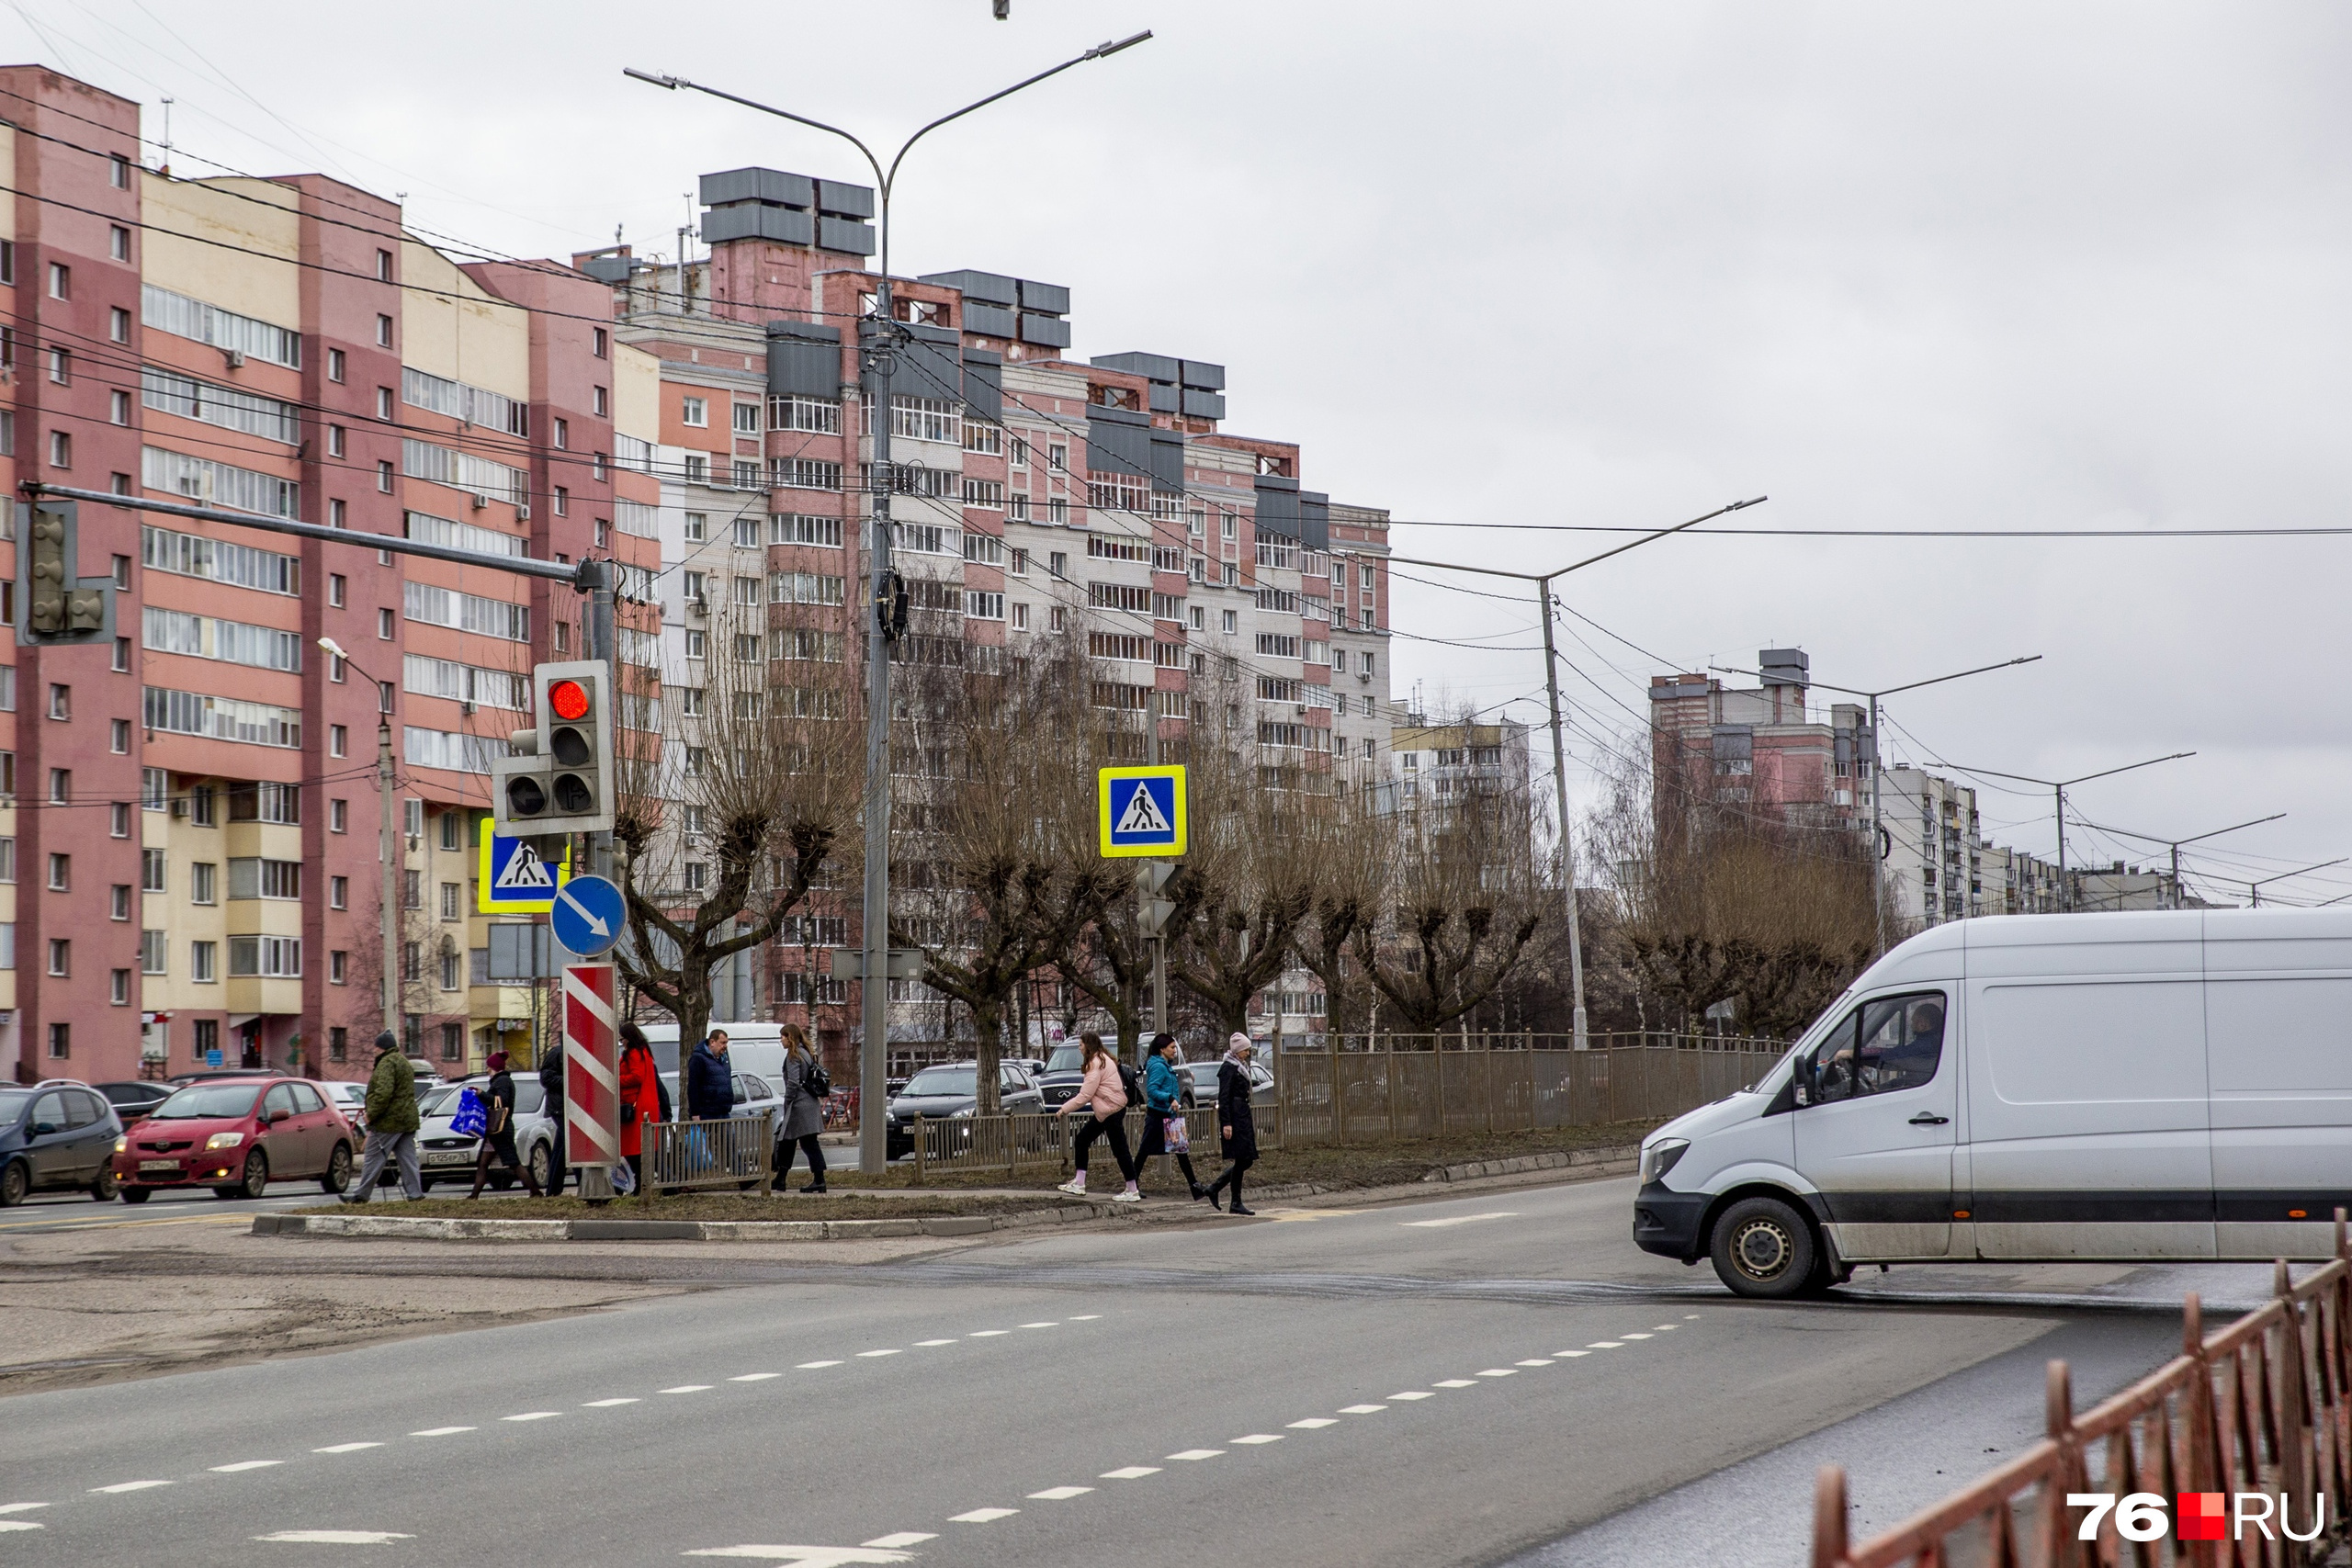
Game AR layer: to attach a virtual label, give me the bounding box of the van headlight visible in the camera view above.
[1640,1138,1689,1186]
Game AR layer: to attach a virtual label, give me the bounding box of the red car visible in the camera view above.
[113,1076,356,1201]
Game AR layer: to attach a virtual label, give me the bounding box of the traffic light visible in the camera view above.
[15,498,112,646]
[492,660,614,836]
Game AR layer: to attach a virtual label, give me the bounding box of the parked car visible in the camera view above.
[1182,1059,1273,1111]
[413,1077,560,1191]
[1033,1044,1090,1111]
[885,1062,1045,1159]
[0,1079,125,1205]
[113,1077,353,1201]
[319,1080,370,1137]
[168,1069,291,1087]
[96,1080,175,1130]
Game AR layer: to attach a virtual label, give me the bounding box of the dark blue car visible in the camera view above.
[0,1079,125,1205]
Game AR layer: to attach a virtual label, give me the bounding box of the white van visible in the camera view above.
[1634,909,2352,1298]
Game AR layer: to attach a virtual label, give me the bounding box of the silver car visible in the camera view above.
[413,1077,560,1192]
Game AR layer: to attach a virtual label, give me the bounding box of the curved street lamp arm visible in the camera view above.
[884,33,1152,194]
[623,68,886,190]
[1545,495,1766,581]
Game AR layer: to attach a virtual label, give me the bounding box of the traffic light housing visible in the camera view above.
[492,660,614,836]
[15,498,113,646]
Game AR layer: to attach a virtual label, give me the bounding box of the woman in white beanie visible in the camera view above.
[1202,1032,1260,1214]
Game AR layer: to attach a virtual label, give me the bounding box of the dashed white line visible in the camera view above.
[409,1427,474,1438]
[854,1350,901,1359]
[1286,1418,1338,1429]
[1514,1359,1555,1368]
[967,1331,1010,1338]
[0,1505,48,1516]
[1433,1379,1477,1389]
[1476,1369,1518,1379]
[0,1522,41,1533]
[1231,1434,1283,1445]
[1400,1211,1520,1228]
[90,1481,171,1494]
[313,1443,382,1454]
[1552,1350,1590,1359]
[583,1398,639,1408]
[1101,1466,1162,1479]
[1028,1486,1093,1500]
[1338,1404,1387,1415]
[210,1461,283,1472]
[1069,1314,1102,1321]
[662,1385,716,1393]
[1166,1449,1225,1461]
[730,1373,783,1382]
[1586,1341,1624,1350]
[255,1531,413,1545]
[864,1533,936,1550]
[1019,1322,1059,1329]
[797,1360,844,1369]
[1653,1325,1679,1332]
[912,1339,957,1347]
[503,1412,563,1422]
[1389,1392,1435,1401]
[950,1507,1020,1523]
[1621,1333,1653,1340]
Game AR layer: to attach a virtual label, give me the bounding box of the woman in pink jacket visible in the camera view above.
[1055,1032,1141,1202]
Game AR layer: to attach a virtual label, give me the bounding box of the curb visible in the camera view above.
[1242,1143,1640,1204]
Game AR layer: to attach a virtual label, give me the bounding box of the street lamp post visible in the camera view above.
[1941,752,2197,910]
[2244,858,2347,908]
[2068,812,2285,908]
[1390,494,1767,1049]
[320,637,398,1038]
[1710,657,2041,953]
[627,34,1151,1172]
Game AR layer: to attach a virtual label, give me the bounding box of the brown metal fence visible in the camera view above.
[1812,1218,2352,1568]
[644,1112,775,1195]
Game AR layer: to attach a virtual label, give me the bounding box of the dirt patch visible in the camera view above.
[292,1191,1081,1223]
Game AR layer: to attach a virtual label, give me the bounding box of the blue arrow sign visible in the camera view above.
[550,874,626,957]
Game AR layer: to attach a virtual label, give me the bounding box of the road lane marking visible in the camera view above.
[1621,1333,1653,1340]
[1389,1392,1435,1401]
[967,1331,1010,1337]
[950,1508,1019,1523]
[1400,1211,1518,1228]
[0,1505,48,1514]
[863,1534,935,1550]
[1476,1369,1518,1378]
[1586,1341,1624,1349]
[1028,1486,1093,1500]
[1433,1379,1477,1388]
[687,1547,915,1562]
[503,1412,562,1422]
[912,1339,957,1347]
[662,1384,716,1393]
[797,1361,844,1369]
[1338,1404,1386,1415]
[731,1373,784,1382]
[1231,1435,1283,1445]
[1101,1466,1161,1479]
[256,1531,413,1545]
[410,1427,474,1438]
[1653,1325,1679,1332]
[1019,1322,1059,1329]
[210,1461,283,1472]
[1286,1418,1338,1429]
[854,1351,901,1359]
[1166,1449,1225,1461]
[1515,1359,1555,1368]
[1069,1314,1102,1321]
[90,1481,172,1493]
[0,1522,41,1532]
[1685,1314,1702,1319]
[1552,1350,1590,1359]
[584,1398,639,1407]
[313,1443,382,1453]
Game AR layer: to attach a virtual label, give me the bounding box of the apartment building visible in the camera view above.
[597,167,1396,1066]
[0,66,663,1085]
[1647,649,1871,831]
[1877,764,1987,925]
[1391,717,1534,807]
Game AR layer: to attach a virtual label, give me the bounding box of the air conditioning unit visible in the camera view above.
[460,701,477,716]
[1358,672,1372,684]
[221,348,245,370]
[515,502,530,521]
[687,596,707,617]
[471,494,489,511]
[168,798,188,819]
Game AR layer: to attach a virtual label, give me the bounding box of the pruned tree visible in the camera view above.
[611,601,858,1051]
[1286,766,1389,1036]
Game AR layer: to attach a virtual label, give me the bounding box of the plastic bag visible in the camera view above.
[1165,1111,1190,1153]
[611,1159,637,1196]
[450,1087,488,1139]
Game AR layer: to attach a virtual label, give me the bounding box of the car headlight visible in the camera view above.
[205,1131,246,1151]
[115,1136,128,1154]
[951,1106,976,1119]
[1639,1137,1689,1186]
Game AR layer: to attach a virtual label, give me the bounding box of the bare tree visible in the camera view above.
[611,602,857,1051]
[1286,767,1388,1036]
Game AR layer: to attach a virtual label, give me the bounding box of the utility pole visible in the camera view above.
[2070,813,2282,911]
[379,709,398,1039]
[628,32,1154,1172]
[1391,494,1766,1048]
[2247,858,2346,908]
[1945,752,2196,913]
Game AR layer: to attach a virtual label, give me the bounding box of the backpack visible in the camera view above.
[802,1055,832,1101]
[1117,1059,1145,1111]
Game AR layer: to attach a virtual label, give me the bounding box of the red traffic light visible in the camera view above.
[548,679,591,721]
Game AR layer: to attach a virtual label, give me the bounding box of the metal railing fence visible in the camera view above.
[1812,1218,2352,1568]
[644,1111,775,1195]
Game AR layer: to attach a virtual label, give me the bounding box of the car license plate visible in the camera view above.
[139,1159,178,1173]
[425,1150,474,1166]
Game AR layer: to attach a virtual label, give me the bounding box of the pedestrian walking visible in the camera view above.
[1202,1032,1260,1215]
[617,1021,659,1194]
[342,1031,423,1202]
[1132,1032,1205,1200]
[1055,1032,1141,1202]
[537,1043,567,1194]
[465,1052,545,1200]
[775,1023,829,1193]
[686,1028,734,1121]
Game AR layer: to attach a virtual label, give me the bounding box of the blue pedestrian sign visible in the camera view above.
[1099,765,1187,858]
[551,874,626,957]
[478,826,571,914]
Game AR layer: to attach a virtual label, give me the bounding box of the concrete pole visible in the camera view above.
[378,716,398,1040]
[857,233,897,1176]
[1868,694,1884,955]
[1535,580,1589,1050]
[2056,784,2069,911]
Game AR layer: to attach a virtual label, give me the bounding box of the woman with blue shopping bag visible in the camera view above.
[466,1053,544,1200]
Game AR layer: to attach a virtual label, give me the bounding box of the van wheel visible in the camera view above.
[1709,1195,1818,1299]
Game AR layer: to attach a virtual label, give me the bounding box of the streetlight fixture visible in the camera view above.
[628,34,1153,1173]
[1709,656,2042,953]
[2235,858,2348,908]
[2067,811,2285,909]
[321,637,401,1038]
[1937,751,2198,909]
[1386,494,1767,1049]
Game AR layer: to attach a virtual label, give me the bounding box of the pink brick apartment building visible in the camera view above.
[1648,649,1870,830]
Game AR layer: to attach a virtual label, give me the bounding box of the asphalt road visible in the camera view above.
[0,1173,2278,1568]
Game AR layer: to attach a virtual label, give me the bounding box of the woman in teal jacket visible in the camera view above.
[1133,1032,1205,1201]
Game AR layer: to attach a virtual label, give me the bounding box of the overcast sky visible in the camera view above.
[13,2,2349,902]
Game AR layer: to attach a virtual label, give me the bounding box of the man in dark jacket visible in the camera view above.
[537,1044,568,1193]
[686,1030,734,1122]
[343,1032,423,1202]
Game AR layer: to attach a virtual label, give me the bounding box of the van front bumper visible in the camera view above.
[1633,1181,1709,1262]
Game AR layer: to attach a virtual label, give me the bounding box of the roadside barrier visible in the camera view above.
[1811,1215,2352,1567]
[644,1111,776,1195]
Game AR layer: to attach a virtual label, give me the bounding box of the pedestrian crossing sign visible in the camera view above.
[478,820,572,913]
[1099,765,1186,858]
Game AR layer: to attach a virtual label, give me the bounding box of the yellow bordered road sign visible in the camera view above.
[479,822,572,913]
[1100,765,1186,858]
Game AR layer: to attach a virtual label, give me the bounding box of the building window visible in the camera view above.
[330,572,347,607]
[439,1021,463,1061]
[553,486,568,515]
[47,938,67,976]
[141,929,166,975]
[376,247,393,281]
[47,1021,67,1058]
[49,430,69,468]
[110,801,130,837]
[593,329,607,358]
[438,811,460,852]
[329,1023,347,1057]
[379,608,394,639]
[110,152,129,188]
[330,954,348,989]
[438,941,459,990]
[110,885,130,920]
[229,935,301,977]
[110,224,130,262]
[440,881,460,921]
[1222,609,1238,634]
[682,396,707,428]
[141,847,165,892]
[110,718,130,753]
[192,862,216,904]
[378,459,394,492]
[109,305,130,344]
[330,798,347,833]
[1049,606,1066,633]
[330,874,348,910]
[403,868,422,910]
[110,968,130,1005]
[329,724,347,758]
[109,387,130,424]
[328,347,345,383]
[191,942,216,983]
[684,511,707,542]
[553,417,569,450]
[328,424,346,458]
[47,262,67,299]
[1012,603,1029,632]
[46,852,67,892]
[375,313,393,347]
[377,386,392,419]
